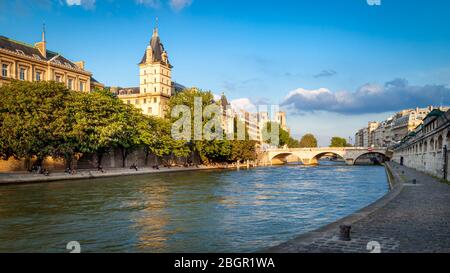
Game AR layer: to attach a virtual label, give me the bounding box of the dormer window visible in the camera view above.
[54,60,61,65]
[16,49,25,55]
[65,62,72,68]
[33,54,41,60]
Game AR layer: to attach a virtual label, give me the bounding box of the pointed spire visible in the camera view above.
[153,17,159,37]
[42,23,46,42]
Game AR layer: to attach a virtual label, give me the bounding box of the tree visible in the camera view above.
[330,137,351,147]
[0,81,76,168]
[71,89,141,168]
[261,122,299,148]
[299,134,318,148]
[228,118,257,163]
[169,88,226,164]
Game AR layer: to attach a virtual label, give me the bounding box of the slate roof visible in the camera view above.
[0,35,83,71]
[139,30,171,67]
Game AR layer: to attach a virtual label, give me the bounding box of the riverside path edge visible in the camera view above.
[265,162,450,253]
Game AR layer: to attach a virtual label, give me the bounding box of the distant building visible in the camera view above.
[355,106,449,148]
[276,111,289,133]
[0,29,103,91]
[392,109,450,181]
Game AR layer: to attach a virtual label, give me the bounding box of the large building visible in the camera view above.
[0,29,103,91]
[114,24,184,118]
[355,106,449,148]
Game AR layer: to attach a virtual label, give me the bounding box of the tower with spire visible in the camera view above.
[138,18,173,117]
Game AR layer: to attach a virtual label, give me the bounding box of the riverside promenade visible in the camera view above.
[268,162,450,253]
[0,165,232,186]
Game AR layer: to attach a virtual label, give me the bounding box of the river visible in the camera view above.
[0,161,388,253]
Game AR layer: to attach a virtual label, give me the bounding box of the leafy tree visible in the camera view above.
[262,122,299,148]
[71,89,140,168]
[0,81,76,168]
[330,137,351,147]
[169,88,227,164]
[299,134,318,148]
[229,118,257,163]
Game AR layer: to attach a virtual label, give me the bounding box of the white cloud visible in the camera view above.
[135,0,160,8]
[282,78,450,114]
[65,0,95,9]
[169,0,192,11]
[230,98,257,113]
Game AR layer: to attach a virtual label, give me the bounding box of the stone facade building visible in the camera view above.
[0,29,103,91]
[392,109,450,181]
[355,106,449,148]
[115,24,184,118]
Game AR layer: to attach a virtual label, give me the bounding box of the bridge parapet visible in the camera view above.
[260,147,390,166]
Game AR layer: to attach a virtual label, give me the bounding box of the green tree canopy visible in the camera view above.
[299,134,318,148]
[0,81,76,164]
[261,122,299,148]
[330,137,351,147]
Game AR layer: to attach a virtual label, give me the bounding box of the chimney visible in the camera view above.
[34,23,46,58]
[74,61,85,70]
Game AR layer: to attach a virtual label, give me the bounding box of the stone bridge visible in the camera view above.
[260,147,391,166]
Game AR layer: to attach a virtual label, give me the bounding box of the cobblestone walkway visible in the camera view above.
[268,162,450,253]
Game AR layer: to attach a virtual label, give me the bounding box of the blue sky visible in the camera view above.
[1,0,450,145]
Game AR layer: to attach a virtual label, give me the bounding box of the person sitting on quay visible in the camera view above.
[152,165,160,170]
[97,165,105,173]
[65,167,77,175]
[130,163,139,172]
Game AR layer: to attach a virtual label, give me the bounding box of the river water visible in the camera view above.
[0,162,388,253]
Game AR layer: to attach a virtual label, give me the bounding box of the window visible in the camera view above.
[154,98,157,103]
[148,107,152,114]
[55,75,61,82]
[19,68,26,80]
[127,100,131,105]
[35,71,42,81]
[143,99,147,104]
[33,54,41,60]
[135,99,139,105]
[16,49,25,55]
[2,64,8,77]
[79,81,85,91]
[68,79,73,89]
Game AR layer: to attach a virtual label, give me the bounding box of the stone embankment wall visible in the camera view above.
[392,110,450,181]
[0,148,201,172]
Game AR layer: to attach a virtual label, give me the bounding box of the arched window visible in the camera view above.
[424,141,428,152]
[430,138,435,151]
[437,135,443,150]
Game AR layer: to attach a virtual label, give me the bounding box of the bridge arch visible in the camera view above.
[269,152,302,165]
[309,151,346,165]
[354,151,390,165]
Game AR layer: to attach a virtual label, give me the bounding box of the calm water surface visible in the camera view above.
[0,162,388,253]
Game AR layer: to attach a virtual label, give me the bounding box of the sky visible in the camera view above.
[1,0,450,145]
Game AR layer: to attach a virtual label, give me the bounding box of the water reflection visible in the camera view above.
[0,162,388,253]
